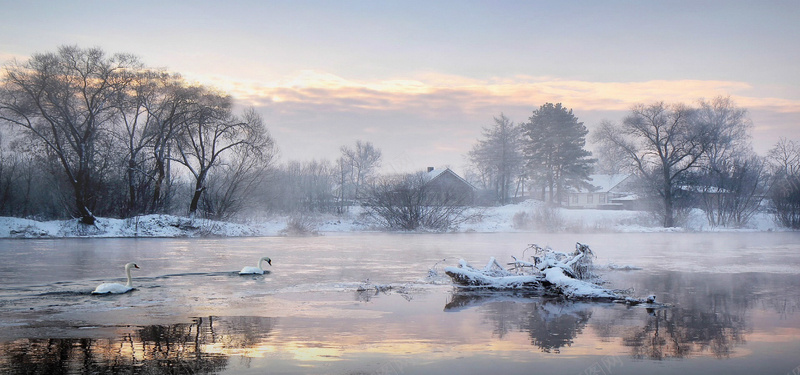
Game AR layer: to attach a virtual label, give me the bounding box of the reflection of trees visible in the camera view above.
[449,268,765,358]
[618,272,750,360]
[623,306,746,360]
[446,292,592,353]
[0,316,276,374]
[519,301,592,353]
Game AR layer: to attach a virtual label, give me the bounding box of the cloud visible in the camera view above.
[183,70,799,171]
[193,70,799,119]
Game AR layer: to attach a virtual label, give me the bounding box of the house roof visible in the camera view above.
[425,168,476,190]
[590,174,631,192]
[572,174,632,193]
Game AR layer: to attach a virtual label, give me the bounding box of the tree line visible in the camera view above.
[467,98,800,229]
[0,45,384,225]
[2,46,799,230]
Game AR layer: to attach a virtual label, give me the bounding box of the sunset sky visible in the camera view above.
[2,0,798,173]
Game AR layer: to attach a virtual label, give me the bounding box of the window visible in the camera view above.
[587,194,593,204]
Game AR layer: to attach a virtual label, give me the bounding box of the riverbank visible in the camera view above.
[0,200,782,238]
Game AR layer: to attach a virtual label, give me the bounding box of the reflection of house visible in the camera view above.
[566,174,638,209]
[424,167,476,205]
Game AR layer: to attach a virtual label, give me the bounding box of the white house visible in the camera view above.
[565,174,637,209]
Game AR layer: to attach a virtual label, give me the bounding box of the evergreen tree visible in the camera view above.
[467,114,523,205]
[522,103,594,205]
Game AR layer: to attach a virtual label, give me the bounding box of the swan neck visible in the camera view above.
[125,265,133,287]
[257,258,264,270]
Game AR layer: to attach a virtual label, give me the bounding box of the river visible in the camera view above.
[0,232,799,374]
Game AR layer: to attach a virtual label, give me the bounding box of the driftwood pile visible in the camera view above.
[444,242,658,305]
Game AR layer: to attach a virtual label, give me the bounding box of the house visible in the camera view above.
[424,167,476,205]
[565,174,638,209]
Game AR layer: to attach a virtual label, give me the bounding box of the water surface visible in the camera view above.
[1,232,799,374]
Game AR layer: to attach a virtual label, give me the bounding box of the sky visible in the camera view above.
[1,0,799,174]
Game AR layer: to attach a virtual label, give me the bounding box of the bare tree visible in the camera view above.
[266,159,336,213]
[467,113,523,205]
[172,89,273,217]
[363,172,473,231]
[200,117,276,220]
[595,102,707,227]
[767,138,800,229]
[767,137,800,177]
[696,96,752,167]
[141,74,203,213]
[113,70,159,216]
[692,96,763,227]
[593,120,638,176]
[339,140,382,204]
[0,46,140,224]
[696,155,767,227]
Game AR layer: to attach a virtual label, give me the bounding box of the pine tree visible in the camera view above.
[467,114,523,204]
[522,103,594,205]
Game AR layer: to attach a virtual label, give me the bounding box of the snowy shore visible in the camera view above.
[0,200,782,238]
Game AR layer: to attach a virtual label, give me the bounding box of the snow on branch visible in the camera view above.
[444,242,659,304]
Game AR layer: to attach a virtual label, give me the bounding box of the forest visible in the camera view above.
[1,46,799,230]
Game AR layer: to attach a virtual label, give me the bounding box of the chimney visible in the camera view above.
[427,167,434,173]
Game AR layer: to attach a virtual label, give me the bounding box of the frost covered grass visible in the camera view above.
[0,199,784,238]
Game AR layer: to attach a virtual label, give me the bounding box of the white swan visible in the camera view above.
[92,262,139,294]
[239,257,272,275]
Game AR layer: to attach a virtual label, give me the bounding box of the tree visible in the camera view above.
[112,70,198,215]
[200,135,276,220]
[521,103,594,205]
[767,137,800,177]
[172,90,274,217]
[767,138,800,229]
[362,172,472,231]
[338,140,382,207]
[467,113,523,205]
[595,102,708,227]
[266,159,336,213]
[692,96,763,228]
[141,74,204,214]
[0,46,140,224]
[695,155,767,228]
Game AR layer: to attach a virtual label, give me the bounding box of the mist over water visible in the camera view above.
[1,232,799,374]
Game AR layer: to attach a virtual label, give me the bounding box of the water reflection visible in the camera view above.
[1,233,799,373]
[447,292,594,353]
[448,268,800,360]
[0,316,276,375]
[622,305,746,360]
[616,271,752,360]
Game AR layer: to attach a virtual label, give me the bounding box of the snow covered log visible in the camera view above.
[444,266,544,289]
[540,267,617,301]
[444,243,624,301]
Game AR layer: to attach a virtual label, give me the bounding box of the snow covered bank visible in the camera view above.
[0,200,783,238]
[0,215,277,238]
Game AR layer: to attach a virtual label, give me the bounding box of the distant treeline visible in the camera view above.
[1,46,799,229]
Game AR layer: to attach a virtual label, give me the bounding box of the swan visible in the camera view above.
[92,262,139,294]
[239,257,272,275]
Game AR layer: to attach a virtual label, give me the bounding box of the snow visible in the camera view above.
[443,245,623,301]
[540,267,617,300]
[0,199,785,238]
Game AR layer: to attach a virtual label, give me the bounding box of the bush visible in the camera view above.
[770,176,800,229]
[279,216,319,236]
[362,172,472,231]
[512,205,566,232]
